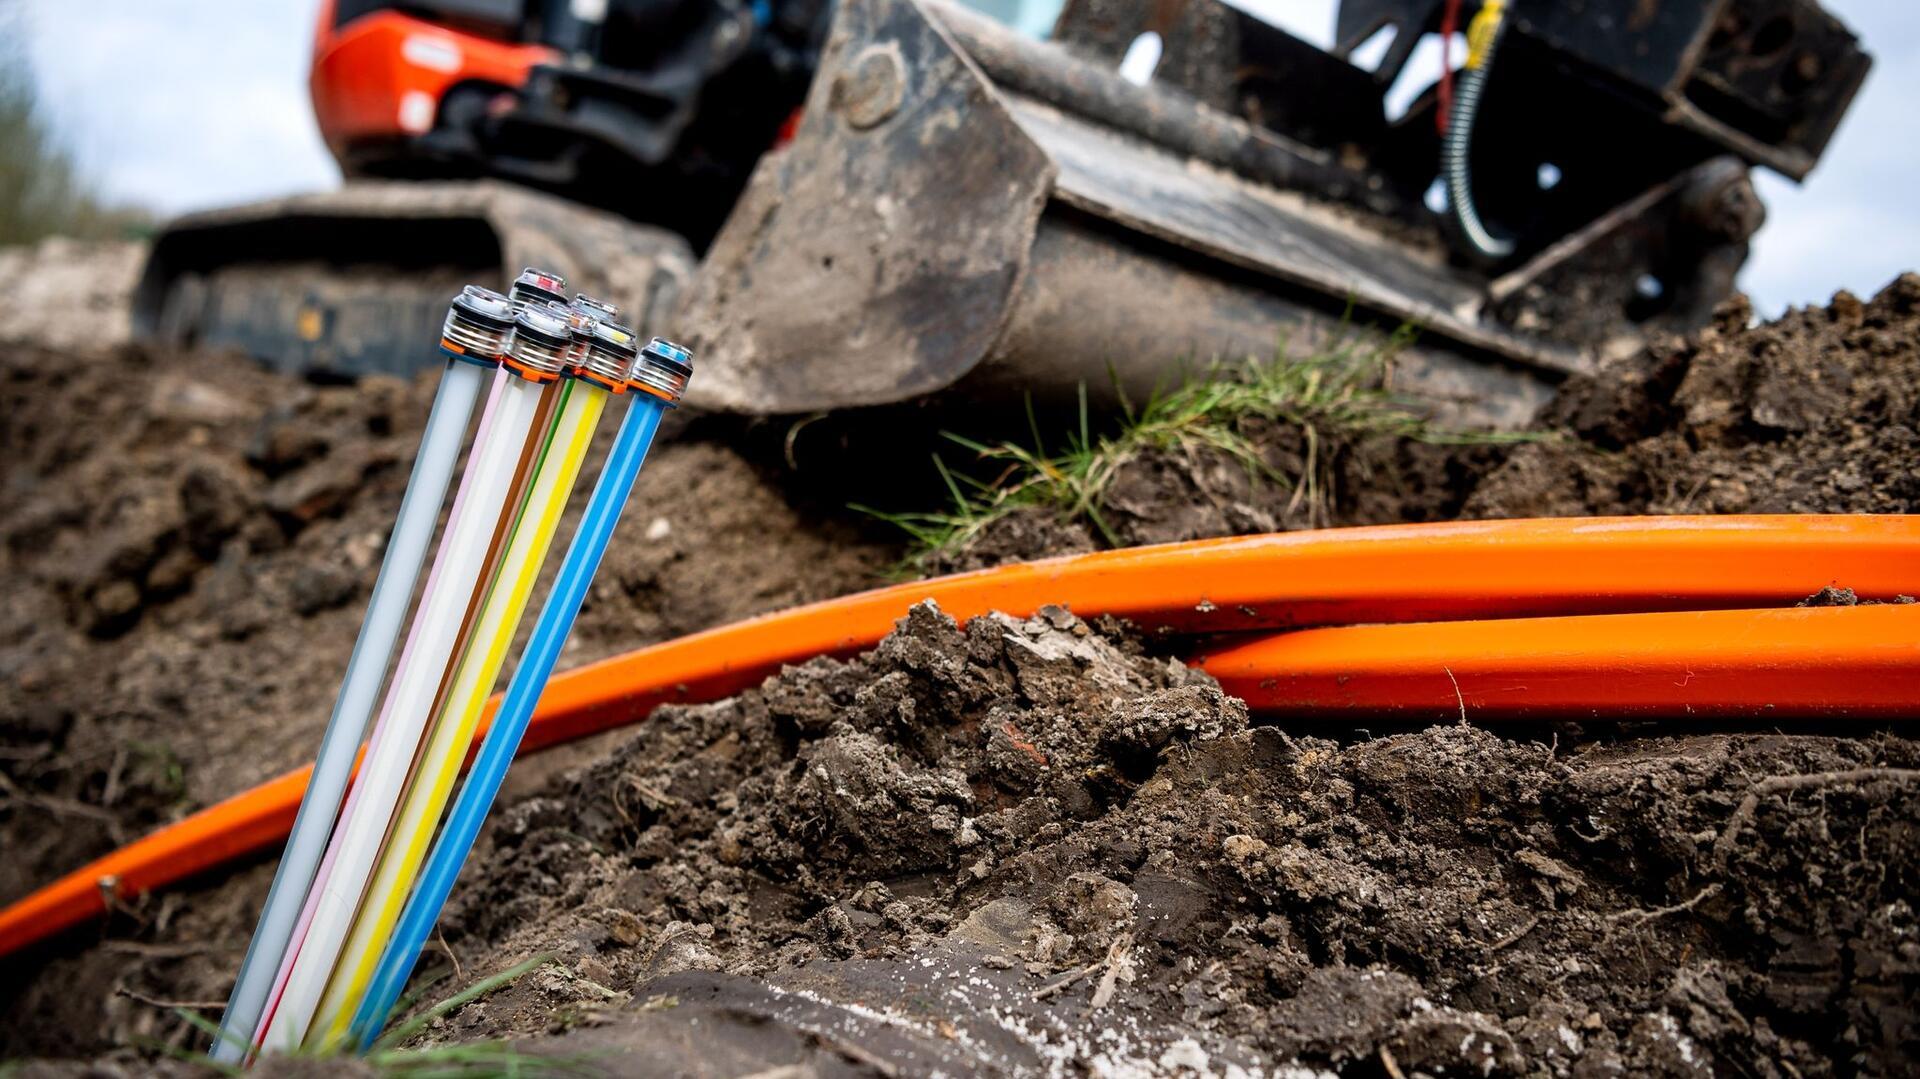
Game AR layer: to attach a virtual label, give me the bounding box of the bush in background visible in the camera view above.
[0,7,151,245]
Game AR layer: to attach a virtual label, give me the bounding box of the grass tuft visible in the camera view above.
[857,330,1535,571]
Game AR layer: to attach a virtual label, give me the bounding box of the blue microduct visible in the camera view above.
[350,353,685,1049]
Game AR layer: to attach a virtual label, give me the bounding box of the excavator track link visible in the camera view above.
[133,181,695,378]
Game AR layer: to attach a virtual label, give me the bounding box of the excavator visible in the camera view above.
[134,0,1868,426]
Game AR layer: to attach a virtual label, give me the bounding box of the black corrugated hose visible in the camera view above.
[1443,0,1514,261]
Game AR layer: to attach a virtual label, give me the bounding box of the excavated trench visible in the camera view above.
[1,277,1917,1074]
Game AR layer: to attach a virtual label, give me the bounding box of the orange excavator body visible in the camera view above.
[308,0,553,162]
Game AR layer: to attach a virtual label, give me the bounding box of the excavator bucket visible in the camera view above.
[133,0,1864,429]
[675,0,1863,427]
[677,0,1552,425]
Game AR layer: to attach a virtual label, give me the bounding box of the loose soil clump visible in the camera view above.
[1468,275,1920,519]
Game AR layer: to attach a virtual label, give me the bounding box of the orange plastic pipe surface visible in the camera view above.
[1,514,1914,959]
[1201,603,1920,718]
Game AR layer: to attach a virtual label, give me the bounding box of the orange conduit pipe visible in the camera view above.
[0,514,1914,958]
[1200,603,1920,719]
[508,513,1920,753]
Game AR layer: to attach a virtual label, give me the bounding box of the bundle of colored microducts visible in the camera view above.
[209,270,693,1063]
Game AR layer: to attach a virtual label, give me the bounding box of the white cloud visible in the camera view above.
[22,0,340,216]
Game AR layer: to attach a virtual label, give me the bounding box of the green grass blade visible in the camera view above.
[1077,383,1091,456]
[929,455,971,517]
[172,1006,253,1062]
[371,954,554,1054]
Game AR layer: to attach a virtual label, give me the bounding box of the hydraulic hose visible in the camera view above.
[0,516,1913,964]
[350,338,689,1049]
[208,288,508,1065]
[1442,0,1514,261]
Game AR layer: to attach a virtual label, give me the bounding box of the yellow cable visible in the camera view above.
[1465,0,1507,71]
[310,379,609,1045]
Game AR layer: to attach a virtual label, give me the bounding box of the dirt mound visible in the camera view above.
[1470,275,1920,518]
[0,341,890,918]
[938,277,1920,570]
[337,604,1916,1076]
[4,281,1918,1073]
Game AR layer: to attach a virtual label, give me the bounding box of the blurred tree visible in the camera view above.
[0,2,150,245]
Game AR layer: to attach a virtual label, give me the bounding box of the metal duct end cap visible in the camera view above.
[508,267,569,312]
[571,294,619,325]
[442,285,514,361]
[580,319,640,388]
[563,294,622,370]
[644,337,693,372]
[630,337,694,405]
[504,301,575,377]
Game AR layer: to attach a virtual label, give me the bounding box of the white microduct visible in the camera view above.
[310,379,610,1044]
[208,357,486,1065]
[256,369,549,1055]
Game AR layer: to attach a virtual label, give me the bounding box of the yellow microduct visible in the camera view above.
[309,377,610,1045]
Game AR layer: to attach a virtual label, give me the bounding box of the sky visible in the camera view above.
[15,0,1916,315]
